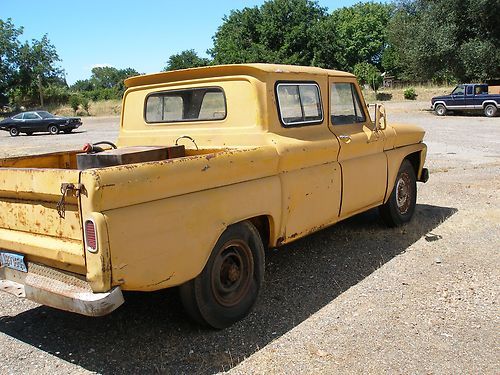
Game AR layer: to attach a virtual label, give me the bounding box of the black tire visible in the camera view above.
[9,127,19,137]
[48,124,59,135]
[179,221,265,329]
[435,104,447,116]
[25,131,33,136]
[484,104,497,117]
[379,159,417,227]
[63,129,73,134]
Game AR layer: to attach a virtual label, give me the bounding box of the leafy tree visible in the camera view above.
[15,35,65,106]
[0,19,22,105]
[210,0,327,65]
[163,49,210,71]
[71,67,139,100]
[353,62,383,91]
[314,2,393,71]
[388,0,500,82]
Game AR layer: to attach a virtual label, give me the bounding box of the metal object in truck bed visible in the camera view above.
[76,145,185,169]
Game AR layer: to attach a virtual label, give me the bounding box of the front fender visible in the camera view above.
[384,143,427,203]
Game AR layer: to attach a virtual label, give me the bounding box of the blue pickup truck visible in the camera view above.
[431,84,500,117]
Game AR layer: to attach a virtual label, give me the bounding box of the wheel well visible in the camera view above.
[247,216,271,249]
[405,151,421,176]
[483,102,497,108]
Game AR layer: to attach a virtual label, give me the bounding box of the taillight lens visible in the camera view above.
[85,220,98,252]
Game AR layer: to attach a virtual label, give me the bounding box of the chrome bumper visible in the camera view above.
[0,263,124,316]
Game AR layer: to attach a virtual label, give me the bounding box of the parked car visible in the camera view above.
[431,84,500,117]
[0,64,428,328]
[0,111,82,136]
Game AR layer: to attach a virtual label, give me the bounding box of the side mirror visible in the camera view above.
[373,104,387,131]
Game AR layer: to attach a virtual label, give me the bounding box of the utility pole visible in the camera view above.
[37,74,44,108]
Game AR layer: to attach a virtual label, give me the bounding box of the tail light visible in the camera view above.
[85,220,98,253]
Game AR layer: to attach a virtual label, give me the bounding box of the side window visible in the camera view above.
[145,87,226,123]
[12,114,23,120]
[466,86,473,95]
[276,83,323,127]
[23,112,40,120]
[330,83,366,125]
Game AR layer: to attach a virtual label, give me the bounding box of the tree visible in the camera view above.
[71,67,139,100]
[353,62,383,91]
[163,49,210,71]
[387,0,500,82]
[0,18,22,105]
[16,35,65,106]
[210,0,327,66]
[313,2,393,71]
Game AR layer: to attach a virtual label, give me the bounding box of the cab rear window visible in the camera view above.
[145,87,226,123]
[276,83,323,127]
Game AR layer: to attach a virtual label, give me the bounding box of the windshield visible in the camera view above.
[37,111,56,119]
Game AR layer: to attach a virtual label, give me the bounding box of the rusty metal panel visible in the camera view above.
[0,227,84,267]
[0,199,81,240]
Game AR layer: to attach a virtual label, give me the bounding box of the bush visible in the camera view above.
[69,95,81,113]
[404,87,417,100]
[81,97,90,115]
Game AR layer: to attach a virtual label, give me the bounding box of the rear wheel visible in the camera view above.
[25,131,33,136]
[379,159,417,227]
[63,129,73,134]
[48,124,59,135]
[435,104,447,116]
[179,221,265,329]
[9,127,19,137]
[484,104,497,117]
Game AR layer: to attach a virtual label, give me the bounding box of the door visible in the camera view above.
[450,85,466,108]
[328,79,387,218]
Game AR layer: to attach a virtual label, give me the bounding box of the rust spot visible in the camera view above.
[201,165,210,172]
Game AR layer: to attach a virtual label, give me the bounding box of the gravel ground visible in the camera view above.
[0,103,499,374]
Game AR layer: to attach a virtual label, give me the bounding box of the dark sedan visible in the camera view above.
[0,111,83,136]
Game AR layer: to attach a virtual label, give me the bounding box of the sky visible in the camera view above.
[1,0,386,85]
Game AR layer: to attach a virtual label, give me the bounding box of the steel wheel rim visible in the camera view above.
[49,126,57,134]
[396,172,412,214]
[486,107,493,116]
[211,239,253,307]
[437,106,445,115]
[10,128,18,136]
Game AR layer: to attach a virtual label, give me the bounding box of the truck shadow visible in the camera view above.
[0,204,456,374]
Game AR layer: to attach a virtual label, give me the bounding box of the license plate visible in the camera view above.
[0,252,28,273]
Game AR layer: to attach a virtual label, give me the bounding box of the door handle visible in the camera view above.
[338,134,351,143]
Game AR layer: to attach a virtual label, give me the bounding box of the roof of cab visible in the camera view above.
[124,63,355,88]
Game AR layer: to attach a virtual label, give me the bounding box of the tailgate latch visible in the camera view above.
[57,183,84,219]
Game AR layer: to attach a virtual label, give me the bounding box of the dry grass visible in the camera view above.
[52,100,122,117]
[363,85,455,103]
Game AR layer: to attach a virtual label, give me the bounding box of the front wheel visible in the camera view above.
[9,127,19,137]
[63,129,73,134]
[434,104,447,116]
[484,104,497,117]
[379,159,417,227]
[179,221,265,329]
[48,125,59,135]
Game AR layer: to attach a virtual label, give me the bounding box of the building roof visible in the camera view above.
[124,63,354,88]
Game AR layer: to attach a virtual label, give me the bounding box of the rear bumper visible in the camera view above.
[0,263,123,316]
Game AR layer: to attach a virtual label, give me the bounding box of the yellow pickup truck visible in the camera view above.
[0,64,428,328]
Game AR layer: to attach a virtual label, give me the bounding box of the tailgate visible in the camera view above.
[0,168,85,274]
